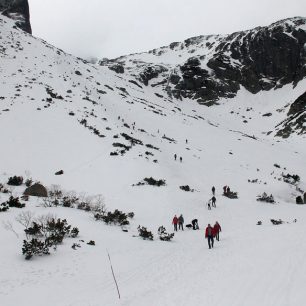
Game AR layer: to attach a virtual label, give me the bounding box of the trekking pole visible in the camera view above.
[106,249,121,299]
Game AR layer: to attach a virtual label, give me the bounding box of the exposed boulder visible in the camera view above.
[24,183,48,197]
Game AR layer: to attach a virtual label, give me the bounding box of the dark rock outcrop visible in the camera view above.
[276,91,306,138]
[173,18,306,104]
[0,0,31,33]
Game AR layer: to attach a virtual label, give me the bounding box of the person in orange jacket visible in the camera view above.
[205,224,215,249]
[172,215,178,231]
[214,221,222,241]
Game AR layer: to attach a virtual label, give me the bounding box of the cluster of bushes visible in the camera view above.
[22,216,79,260]
[137,225,174,241]
[282,173,300,185]
[134,177,166,187]
[95,209,134,226]
[256,192,275,203]
[7,176,23,186]
[179,185,194,192]
[43,186,105,213]
[0,196,25,212]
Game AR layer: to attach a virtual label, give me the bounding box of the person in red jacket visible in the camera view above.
[172,215,178,231]
[214,221,222,241]
[205,224,215,249]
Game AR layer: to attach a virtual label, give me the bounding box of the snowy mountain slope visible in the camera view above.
[0,14,306,306]
[100,17,306,112]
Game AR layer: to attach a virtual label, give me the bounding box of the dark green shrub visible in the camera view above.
[137,226,154,240]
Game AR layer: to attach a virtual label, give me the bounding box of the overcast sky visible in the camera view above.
[29,0,305,59]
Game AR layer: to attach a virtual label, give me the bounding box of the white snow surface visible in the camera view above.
[0,15,306,306]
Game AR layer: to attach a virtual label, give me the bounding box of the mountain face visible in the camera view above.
[100,17,306,106]
[0,0,31,33]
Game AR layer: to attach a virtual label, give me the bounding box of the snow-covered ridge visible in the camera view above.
[100,17,306,108]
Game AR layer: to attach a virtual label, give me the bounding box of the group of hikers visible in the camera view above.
[172,214,222,249]
[174,154,183,162]
[171,186,223,249]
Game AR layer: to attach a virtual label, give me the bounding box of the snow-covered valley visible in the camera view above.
[0,13,306,306]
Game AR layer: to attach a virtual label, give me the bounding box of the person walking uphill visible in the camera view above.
[211,196,216,208]
[172,215,178,231]
[178,214,184,230]
[212,186,215,195]
[205,224,214,249]
[214,221,221,241]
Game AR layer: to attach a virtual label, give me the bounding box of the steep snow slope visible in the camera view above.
[0,15,306,306]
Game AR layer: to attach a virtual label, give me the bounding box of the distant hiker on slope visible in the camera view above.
[172,215,178,231]
[212,186,215,195]
[205,224,215,249]
[214,221,221,241]
[211,196,216,208]
[178,214,184,230]
[174,154,177,161]
[192,218,199,230]
[180,156,183,163]
[223,185,227,195]
[207,199,212,210]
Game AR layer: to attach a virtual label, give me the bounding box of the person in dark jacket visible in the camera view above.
[174,154,177,161]
[191,219,199,230]
[172,215,178,231]
[213,221,221,241]
[211,196,216,208]
[178,214,184,230]
[223,185,227,195]
[205,224,214,249]
[212,186,215,195]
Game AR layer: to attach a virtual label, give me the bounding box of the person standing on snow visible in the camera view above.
[211,196,216,208]
[174,154,177,161]
[172,215,178,231]
[213,221,221,241]
[205,224,214,249]
[178,214,184,230]
[212,186,215,195]
[192,219,199,230]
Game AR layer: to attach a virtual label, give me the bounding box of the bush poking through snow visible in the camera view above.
[94,209,133,226]
[137,226,154,240]
[22,217,79,260]
[282,173,300,185]
[158,226,174,241]
[179,185,194,192]
[134,177,166,187]
[7,176,23,186]
[256,192,275,203]
[6,196,25,208]
[0,202,9,212]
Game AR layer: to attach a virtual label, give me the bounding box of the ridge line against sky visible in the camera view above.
[29,0,306,59]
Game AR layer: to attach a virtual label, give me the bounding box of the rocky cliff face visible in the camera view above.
[0,0,31,33]
[101,17,306,106]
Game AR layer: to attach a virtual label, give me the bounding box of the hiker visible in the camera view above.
[212,186,215,195]
[174,154,177,161]
[205,224,214,249]
[207,200,212,210]
[180,157,182,163]
[213,221,221,241]
[178,214,184,230]
[192,219,199,230]
[223,185,227,195]
[172,215,178,231]
[186,139,188,144]
[226,186,231,194]
[211,196,216,208]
